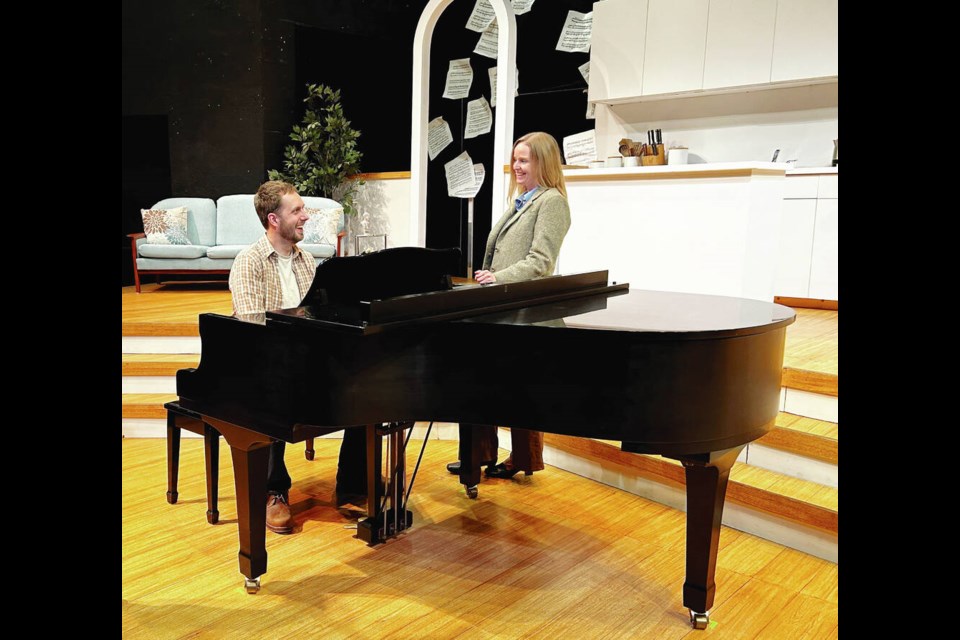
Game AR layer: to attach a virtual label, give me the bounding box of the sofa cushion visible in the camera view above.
[138,256,233,271]
[216,195,265,246]
[150,198,218,246]
[206,244,251,260]
[302,206,343,245]
[141,206,189,245]
[138,244,209,259]
[302,196,344,222]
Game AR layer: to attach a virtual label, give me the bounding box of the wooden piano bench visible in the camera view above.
[164,401,221,525]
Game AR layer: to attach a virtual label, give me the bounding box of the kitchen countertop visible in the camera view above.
[562,161,788,181]
[786,166,838,176]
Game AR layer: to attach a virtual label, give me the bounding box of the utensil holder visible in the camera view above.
[640,144,665,166]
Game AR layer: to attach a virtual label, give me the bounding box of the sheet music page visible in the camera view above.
[578,61,590,83]
[464,97,493,139]
[562,129,597,165]
[512,0,535,15]
[556,10,593,53]
[443,58,473,99]
[465,0,496,32]
[453,163,485,199]
[445,151,476,197]
[474,20,499,59]
[427,117,454,160]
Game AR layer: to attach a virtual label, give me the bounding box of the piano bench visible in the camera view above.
[164,402,220,525]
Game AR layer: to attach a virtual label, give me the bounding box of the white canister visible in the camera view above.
[588,160,604,169]
[606,156,623,168]
[623,156,639,167]
[668,148,689,165]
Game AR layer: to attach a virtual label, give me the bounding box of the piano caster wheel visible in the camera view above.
[244,577,261,594]
[689,610,709,630]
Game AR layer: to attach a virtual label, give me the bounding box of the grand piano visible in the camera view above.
[172,247,795,629]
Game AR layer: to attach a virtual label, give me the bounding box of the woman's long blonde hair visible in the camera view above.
[508,131,567,200]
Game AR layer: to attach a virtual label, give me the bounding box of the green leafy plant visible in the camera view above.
[269,84,364,216]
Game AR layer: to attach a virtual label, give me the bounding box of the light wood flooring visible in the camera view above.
[122,438,837,639]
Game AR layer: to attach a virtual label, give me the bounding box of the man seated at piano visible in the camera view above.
[229,179,371,534]
[446,131,571,499]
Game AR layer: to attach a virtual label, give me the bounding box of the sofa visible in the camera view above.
[128,195,345,292]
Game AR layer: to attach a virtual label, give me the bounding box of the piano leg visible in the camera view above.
[166,412,181,505]
[202,416,293,593]
[229,442,271,593]
[305,437,315,460]
[204,424,220,524]
[677,445,744,630]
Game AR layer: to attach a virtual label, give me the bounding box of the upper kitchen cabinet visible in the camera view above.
[771,0,839,82]
[703,0,777,90]
[587,0,649,104]
[642,0,709,96]
[588,0,838,104]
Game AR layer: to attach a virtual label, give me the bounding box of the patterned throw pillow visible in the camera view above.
[141,206,190,245]
[302,206,343,245]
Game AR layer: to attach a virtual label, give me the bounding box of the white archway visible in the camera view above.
[409,0,517,247]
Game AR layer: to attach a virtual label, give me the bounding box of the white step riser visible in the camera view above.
[781,387,838,423]
[745,443,838,488]
[122,376,177,394]
[122,337,201,354]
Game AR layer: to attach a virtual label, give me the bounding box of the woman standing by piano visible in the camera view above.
[447,131,571,499]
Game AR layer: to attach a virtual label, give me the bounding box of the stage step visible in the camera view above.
[541,433,837,560]
[122,354,199,376]
[760,413,837,465]
[783,367,837,397]
[122,393,177,419]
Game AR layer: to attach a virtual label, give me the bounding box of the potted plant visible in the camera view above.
[269,83,364,217]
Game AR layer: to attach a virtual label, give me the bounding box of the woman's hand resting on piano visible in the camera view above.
[474,269,497,285]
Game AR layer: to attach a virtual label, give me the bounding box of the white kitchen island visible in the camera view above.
[557,162,786,302]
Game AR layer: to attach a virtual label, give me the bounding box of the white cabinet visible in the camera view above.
[703,0,777,90]
[809,198,838,299]
[588,0,838,103]
[587,0,648,103]
[642,0,709,95]
[776,199,816,298]
[818,174,838,198]
[771,0,839,82]
[775,174,838,301]
[782,175,818,199]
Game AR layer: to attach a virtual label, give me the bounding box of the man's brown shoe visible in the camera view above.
[266,493,293,534]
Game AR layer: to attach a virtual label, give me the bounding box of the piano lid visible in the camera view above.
[462,288,796,339]
[269,267,629,334]
[300,246,461,307]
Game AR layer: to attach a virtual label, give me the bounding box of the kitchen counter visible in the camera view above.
[786,166,838,176]
[558,163,785,302]
[563,161,786,181]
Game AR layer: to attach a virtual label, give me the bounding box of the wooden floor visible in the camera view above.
[122,438,837,639]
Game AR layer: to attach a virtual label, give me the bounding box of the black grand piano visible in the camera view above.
[171,247,795,629]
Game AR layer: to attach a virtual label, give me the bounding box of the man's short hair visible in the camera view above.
[254,180,297,229]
